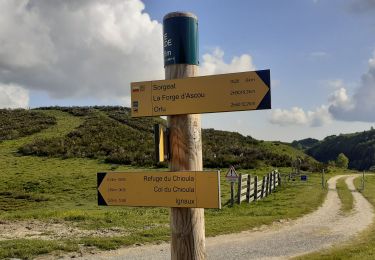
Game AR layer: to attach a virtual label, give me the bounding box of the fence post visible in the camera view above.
[237,174,242,204]
[254,175,258,201]
[277,171,281,187]
[268,172,272,194]
[246,174,251,203]
[230,181,235,207]
[261,176,265,198]
[273,171,276,190]
[265,174,269,197]
[362,171,365,191]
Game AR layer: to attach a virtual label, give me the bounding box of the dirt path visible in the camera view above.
[63,175,373,260]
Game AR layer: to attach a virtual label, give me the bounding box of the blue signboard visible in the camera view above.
[301,175,307,181]
[163,14,199,67]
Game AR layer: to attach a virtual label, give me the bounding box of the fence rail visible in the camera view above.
[236,170,281,205]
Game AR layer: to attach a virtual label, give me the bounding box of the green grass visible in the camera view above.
[0,239,78,260]
[0,110,328,259]
[295,174,375,260]
[336,177,354,214]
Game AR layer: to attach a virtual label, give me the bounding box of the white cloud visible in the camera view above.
[328,87,354,110]
[0,83,29,108]
[271,50,375,126]
[0,1,258,106]
[270,107,308,126]
[329,50,375,122]
[0,0,163,102]
[200,47,255,76]
[308,105,332,127]
[269,106,331,127]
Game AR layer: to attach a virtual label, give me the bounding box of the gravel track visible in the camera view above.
[63,175,374,260]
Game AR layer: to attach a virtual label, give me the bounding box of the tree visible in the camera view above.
[336,153,349,169]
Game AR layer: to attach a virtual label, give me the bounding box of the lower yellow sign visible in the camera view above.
[97,171,221,208]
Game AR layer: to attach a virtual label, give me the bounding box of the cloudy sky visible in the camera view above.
[1,0,375,142]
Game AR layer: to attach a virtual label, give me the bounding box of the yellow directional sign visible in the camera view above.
[154,124,168,162]
[131,70,271,117]
[97,171,221,208]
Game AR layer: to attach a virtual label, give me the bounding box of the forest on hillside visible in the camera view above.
[306,129,375,170]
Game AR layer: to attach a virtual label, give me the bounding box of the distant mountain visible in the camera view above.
[306,128,375,170]
[291,138,319,150]
[10,106,318,170]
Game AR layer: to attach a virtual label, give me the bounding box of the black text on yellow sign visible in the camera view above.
[131,70,271,117]
[97,171,221,209]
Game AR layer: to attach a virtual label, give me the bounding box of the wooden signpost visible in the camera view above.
[131,70,271,117]
[97,171,221,208]
[163,12,205,260]
[98,11,271,260]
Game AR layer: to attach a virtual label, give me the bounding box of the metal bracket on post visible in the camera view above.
[154,124,170,162]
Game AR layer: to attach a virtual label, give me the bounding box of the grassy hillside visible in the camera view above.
[18,106,318,170]
[0,109,56,141]
[306,129,375,170]
[0,107,328,259]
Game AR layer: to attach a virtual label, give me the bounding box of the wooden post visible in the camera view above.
[273,171,276,190]
[237,174,242,204]
[265,175,269,197]
[230,181,235,207]
[268,173,272,194]
[277,171,281,187]
[164,12,205,260]
[261,176,265,198]
[254,175,258,201]
[246,174,251,203]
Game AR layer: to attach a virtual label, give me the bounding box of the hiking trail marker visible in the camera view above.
[97,171,221,208]
[98,11,271,260]
[131,70,271,117]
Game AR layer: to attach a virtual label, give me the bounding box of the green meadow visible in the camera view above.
[0,110,327,259]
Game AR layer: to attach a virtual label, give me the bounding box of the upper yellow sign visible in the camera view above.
[131,70,271,117]
[97,171,221,208]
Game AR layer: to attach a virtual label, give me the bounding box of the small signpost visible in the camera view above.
[301,175,307,181]
[98,11,271,260]
[226,166,239,206]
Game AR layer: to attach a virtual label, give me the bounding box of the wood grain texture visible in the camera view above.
[166,63,206,260]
